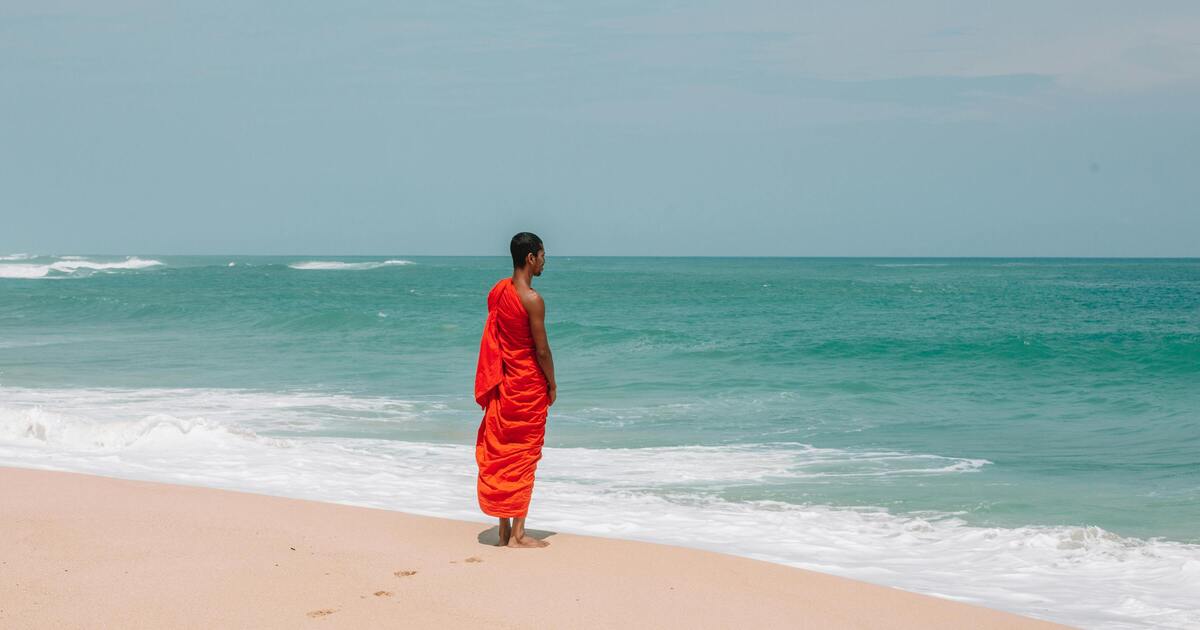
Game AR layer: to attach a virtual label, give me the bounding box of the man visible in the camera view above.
[474,232,556,548]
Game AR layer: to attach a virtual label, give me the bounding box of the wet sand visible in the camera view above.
[0,466,1072,629]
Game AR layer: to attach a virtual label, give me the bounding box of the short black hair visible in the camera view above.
[510,232,543,268]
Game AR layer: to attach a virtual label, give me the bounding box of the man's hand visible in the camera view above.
[548,383,557,407]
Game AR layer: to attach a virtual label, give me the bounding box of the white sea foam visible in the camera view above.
[0,253,34,260]
[0,264,53,279]
[0,386,1197,629]
[0,387,449,439]
[0,405,276,451]
[0,256,163,279]
[288,260,414,271]
[549,444,988,485]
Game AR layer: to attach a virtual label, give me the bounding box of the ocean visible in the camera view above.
[1,254,1197,629]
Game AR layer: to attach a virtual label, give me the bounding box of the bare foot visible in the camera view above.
[506,535,549,548]
[498,524,512,546]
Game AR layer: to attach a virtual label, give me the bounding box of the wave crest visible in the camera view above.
[548,443,989,486]
[0,405,280,451]
[288,260,414,271]
[0,256,164,279]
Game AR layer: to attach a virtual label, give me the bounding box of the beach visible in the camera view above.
[1,466,1070,629]
[6,0,1199,626]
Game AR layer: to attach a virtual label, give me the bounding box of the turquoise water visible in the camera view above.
[2,255,1198,628]
[3,255,1197,539]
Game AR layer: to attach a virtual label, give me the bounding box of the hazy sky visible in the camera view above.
[2,1,1198,256]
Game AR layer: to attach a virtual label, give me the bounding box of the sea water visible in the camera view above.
[1,254,1197,629]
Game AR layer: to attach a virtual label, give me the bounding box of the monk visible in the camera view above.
[474,232,556,548]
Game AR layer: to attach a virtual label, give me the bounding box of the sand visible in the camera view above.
[0,466,1072,629]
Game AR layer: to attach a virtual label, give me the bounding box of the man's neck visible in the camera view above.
[511,268,533,291]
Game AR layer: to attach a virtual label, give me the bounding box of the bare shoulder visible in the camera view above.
[517,287,544,314]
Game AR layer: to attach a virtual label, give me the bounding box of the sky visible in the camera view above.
[2,1,1198,256]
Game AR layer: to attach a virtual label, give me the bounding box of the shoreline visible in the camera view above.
[1,465,1071,629]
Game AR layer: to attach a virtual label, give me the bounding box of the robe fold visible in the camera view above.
[474,277,549,518]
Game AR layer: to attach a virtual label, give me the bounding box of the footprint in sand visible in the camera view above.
[374,590,394,597]
[394,570,417,577]
[464,556,482,563]
[306,609,337,618]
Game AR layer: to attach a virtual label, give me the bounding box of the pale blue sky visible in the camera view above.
[2,1,1198,256]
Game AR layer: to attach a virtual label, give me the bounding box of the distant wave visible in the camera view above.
[0,256,163,279]
[288,260,414,271]
[0,253,34,261]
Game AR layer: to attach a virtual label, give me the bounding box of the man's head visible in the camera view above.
[510,232,545,276]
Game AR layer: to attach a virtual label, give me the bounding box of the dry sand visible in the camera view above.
[0,466,1072,629]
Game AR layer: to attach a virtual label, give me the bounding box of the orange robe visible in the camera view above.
[474,277,549,518]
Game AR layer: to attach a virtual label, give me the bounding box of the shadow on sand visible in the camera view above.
[477,525,557,546]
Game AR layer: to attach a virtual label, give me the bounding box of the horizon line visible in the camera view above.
[11,253,1199,260]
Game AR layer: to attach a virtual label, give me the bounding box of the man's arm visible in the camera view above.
[523,290,557,405]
